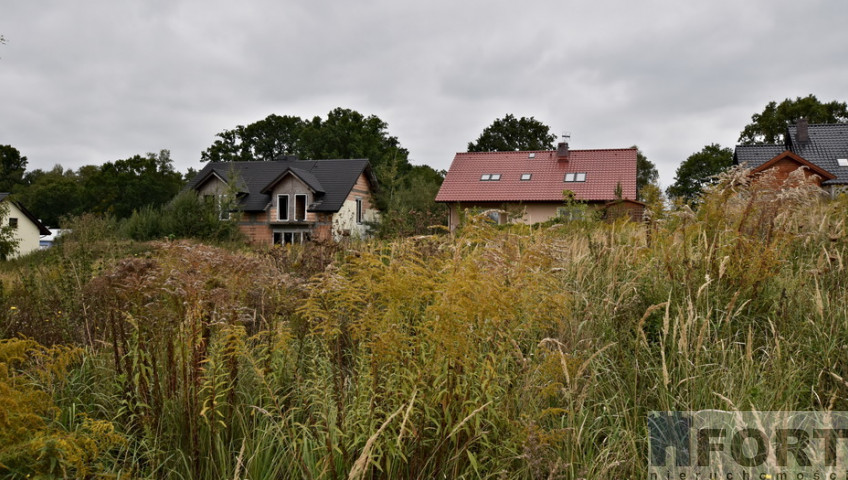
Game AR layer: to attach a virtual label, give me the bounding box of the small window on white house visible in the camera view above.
[564,173,575,182]
[277,195,289,221]
[356,198,363,224]
[9,218,18,229]
[575,172,586,182]
[480,174,491,181]
[838,158,848,167]
[520,173,532,181]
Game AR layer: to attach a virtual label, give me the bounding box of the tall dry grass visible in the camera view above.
[1,167,847,478]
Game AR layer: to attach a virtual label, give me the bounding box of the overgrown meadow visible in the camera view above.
[1,170,847,479]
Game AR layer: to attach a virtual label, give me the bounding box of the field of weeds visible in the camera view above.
[1,170,847,479]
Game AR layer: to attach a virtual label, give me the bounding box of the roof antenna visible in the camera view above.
[562,132,571,143]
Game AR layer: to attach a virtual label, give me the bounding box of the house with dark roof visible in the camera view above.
[185,156,379,244]
[734,119,848,195]
[0,193,51,259]
[435,143,641,230]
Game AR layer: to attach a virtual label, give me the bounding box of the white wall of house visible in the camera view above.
[6,202,43,258]
[332,198,379,240]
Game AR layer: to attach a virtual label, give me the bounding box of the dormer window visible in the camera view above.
[521,173,532,181]
[838,158,848,167]
[277,194,289,221]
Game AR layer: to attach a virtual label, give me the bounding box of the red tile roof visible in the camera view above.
[435,148,638,203]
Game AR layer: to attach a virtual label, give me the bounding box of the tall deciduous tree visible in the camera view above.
[738,95,848,144]
[666,144,733,203]
[467,114,557,152]
[201,114,306,162]
[81,150,184,219]
[0,145,28,193]
[14,166,83,227]
[633,146,659,201]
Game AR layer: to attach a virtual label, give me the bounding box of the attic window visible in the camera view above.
[838,158,848,167]
[480,174,501,181]
[490,174,501,180]
[564,173,587,182]
[521,173,532,181]
[528,153,536,158]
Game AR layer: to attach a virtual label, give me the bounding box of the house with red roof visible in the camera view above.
[435,142,642,230]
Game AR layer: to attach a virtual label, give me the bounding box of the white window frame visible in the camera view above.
[277,194,289,221]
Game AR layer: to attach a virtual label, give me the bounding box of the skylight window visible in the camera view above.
[564,173,587,182]
[480,174,491,181]
[490,174,501,181]
[528,153,536,158]
[564,173,575,182]
[521,173,532,181]
[838,158,848,167]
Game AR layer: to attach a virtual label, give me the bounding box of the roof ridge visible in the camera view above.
[458,147,636,155]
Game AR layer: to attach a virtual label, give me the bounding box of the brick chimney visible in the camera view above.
[556,142,569,161]
[796,117,810,143]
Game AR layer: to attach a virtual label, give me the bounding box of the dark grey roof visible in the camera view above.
[733,144,786,170]
[787,123,848,185]
[185,158,376,213]
[0,193,51,234]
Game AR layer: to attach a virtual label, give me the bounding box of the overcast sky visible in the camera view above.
[2,0,847,188]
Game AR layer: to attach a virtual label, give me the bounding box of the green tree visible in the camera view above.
[467,114,558,152]
[201,114,307,162]
[666,144,733,203]
[0,145,28,193]
[738,95,848,144]
[81,150,185,219]
[633,146,659,201]
[13,166,83,227]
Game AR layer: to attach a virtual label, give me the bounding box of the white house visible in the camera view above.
[0,193,51,259]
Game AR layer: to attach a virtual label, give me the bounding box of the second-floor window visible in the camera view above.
[9,218,18,229]
[295,194,307,221]
[277,194,289,221]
